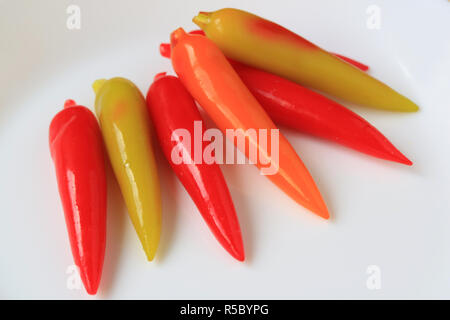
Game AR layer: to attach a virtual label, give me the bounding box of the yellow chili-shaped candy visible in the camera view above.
[93,77,162,261]
[193,8,419,112]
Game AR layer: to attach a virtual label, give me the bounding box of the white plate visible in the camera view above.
[1,0,450,299]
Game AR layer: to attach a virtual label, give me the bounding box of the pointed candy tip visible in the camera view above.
[85,285,98,296]
[92,79,107,95]
[144,249,156,262]
[287,184,330,220]
[405,103,420,112]
[408,99,420,112]
[403,160,413,166]
[381,146,413,166]
[315,207,330,220]
[63,99,77,109]
[390,148,413,166]
[228,241,245,262]
[397,98,420,112]
[394,155,413,166]
[82,275,100,295]
[233,253,245,262]
[304,198,330,220]
[142,239,158,262]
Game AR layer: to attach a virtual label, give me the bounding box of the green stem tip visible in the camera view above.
[193,11,211,28]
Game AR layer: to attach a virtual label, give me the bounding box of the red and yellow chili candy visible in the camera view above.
[193,8,419,112]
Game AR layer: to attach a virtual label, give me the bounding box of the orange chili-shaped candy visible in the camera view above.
[170,28,329,219]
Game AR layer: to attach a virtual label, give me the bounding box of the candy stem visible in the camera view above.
[170,27,186,48]
[64,99,77,109]
[192,12,211,28]
[92,79,106,95]
[159,43,171,58]
[153,72,167,82]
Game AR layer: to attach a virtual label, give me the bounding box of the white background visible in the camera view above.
[1,0,449,299]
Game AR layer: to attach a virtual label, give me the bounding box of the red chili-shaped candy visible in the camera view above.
[49,99,107,295]
[146,74,245,261]
[230,62,412,165]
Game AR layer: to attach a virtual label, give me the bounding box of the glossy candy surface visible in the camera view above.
[146,73,244,261]
[193,8,419,112]
[170,28,329,219]
[93,78,162,261]
[49,100,107,295]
